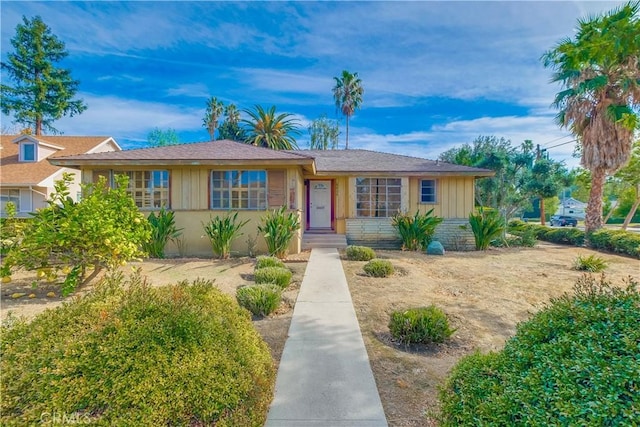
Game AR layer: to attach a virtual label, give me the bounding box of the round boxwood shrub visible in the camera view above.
[254,266,292,289]
[439,275,640,426]
[0,273,275,426]
[389,306,455,344]
[346,245,376,261]
[237,284,282,317]
[255,255,286,270]
[363,258,394,277]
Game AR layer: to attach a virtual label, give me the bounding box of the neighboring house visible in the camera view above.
[0,135,121,217]
[555,197,587,219]
[50,140,493,256]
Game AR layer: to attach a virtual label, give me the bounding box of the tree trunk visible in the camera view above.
[621,184,640,231]
[539,197,546,226]
[585,166,606,235]
[35,117,42,135]
[345,115,350,150]
[603,206,615,224]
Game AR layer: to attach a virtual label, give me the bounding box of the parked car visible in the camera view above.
[550,215,578,227]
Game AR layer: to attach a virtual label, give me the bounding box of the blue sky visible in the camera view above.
[0,1,626,169]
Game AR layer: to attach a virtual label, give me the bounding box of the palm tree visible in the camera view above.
[224,104,240,126]
[241,105,300,150]
[542,2,640,234]
[218,103,245,141]
[203,96,224,140]
[333,70,364,149]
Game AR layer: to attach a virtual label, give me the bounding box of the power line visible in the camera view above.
[546,139,577,150]
[540,135,573,147]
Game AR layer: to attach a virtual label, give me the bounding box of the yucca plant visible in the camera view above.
[468,208,505,250]
[392,209,443,251]
[257,206,300,259]
[202,212,249,259]
[143,207,182,258]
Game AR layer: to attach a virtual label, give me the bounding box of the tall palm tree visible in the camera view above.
[333,70,364,149]
[542,2,640,234]
[241,105,300,150]
[224,104,240,126]
[203,96,224,140]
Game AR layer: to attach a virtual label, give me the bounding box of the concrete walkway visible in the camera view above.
[265,248,388,427]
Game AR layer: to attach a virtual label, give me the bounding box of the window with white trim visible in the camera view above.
[21,143,36,162]
[0,189,20,214]
[125,170,170,208]
[420,179,437,203]
[355,177,401,217]
[211,170,267,210]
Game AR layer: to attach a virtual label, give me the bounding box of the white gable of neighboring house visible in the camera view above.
[556,197,587,219]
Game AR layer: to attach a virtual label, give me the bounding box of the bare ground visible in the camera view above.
[2,244,638,426]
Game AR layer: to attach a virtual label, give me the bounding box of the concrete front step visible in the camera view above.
[302,233,348,249]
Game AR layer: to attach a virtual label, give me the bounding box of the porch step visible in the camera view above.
[302,233,348,250]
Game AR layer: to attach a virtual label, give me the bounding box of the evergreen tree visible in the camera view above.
[1,16,86,135]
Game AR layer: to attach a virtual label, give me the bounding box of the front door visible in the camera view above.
[309,180,332,229]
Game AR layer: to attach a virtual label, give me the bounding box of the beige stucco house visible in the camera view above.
[50,140,493,256]
[0,135,121,217]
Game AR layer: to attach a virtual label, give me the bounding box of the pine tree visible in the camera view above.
[1,16,87,135]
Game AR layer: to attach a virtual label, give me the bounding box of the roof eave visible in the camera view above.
[48,158,315,168]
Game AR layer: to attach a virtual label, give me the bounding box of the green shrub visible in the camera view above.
[543,227,585,246]
[202,212,249,259]
[345,245,376,261]
[143,207,182,258]
[254,266,292,289]
[0,174,151,295]
[363,259,394,277]
[439,274,640,426]
[589,229,640,258]
[391,209,443,251]
[236,284,282,317]
[389,306,456,344]
[254,255,286,270]
[468,208,504,250]
[573,253,608,272]
[0,273,275,426]
[258,206,301,259]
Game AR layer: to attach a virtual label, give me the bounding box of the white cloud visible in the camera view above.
[54,93,202,140]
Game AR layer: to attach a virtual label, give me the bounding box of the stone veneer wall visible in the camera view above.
[345,218,475,251]
[433,219,475,251]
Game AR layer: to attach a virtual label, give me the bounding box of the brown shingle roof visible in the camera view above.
[293,149,494,176]
[50,139,315,167]
[0,135,118,186]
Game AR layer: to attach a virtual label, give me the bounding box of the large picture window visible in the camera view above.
[355,177,401,217]
[126,170,169,208]
[420,179,437,203]
[211,170,267,210]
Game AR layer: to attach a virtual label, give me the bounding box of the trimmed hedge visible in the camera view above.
[254,266,292,289]
[237,284,282,317]
[346,245,376,261]
[254,255,286,270]
[0,273,275,426]
[363,259,394,277]
[389,306,455,344]
[508,220,639,258]
[589,229,640,258]
[439,274,640,426]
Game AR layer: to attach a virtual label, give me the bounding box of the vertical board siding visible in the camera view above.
[268,170,286,208]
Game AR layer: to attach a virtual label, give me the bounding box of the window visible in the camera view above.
[1,189,20,214]
[420,179,437,203]
[211,170,267,210]
[126,170,169,208]
[355,177,401,217]
[21,143,36,162]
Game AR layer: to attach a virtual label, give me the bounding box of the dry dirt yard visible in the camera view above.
[2,244,638,426]
[342,243,639,426]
